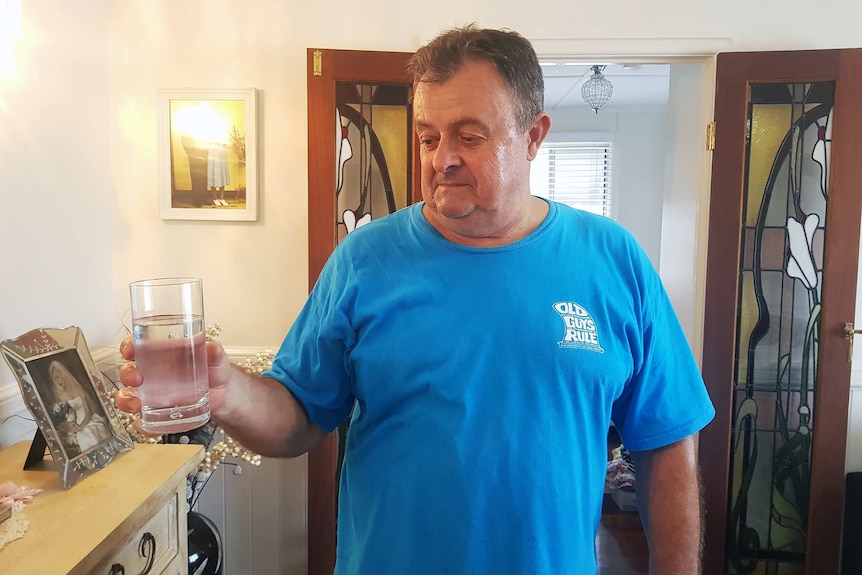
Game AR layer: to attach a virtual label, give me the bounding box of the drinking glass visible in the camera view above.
[129,277,210,433]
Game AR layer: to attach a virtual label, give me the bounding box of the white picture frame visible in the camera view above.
[158,88,258,221]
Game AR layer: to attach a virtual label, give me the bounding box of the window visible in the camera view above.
[530,141,613,217]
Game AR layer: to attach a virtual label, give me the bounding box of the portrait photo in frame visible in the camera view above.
[1,327,134,488]
[158,88,258,221]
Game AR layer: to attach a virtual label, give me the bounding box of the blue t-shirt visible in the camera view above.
[265,200,715,574]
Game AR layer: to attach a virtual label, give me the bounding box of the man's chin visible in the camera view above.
[427,194,475,220]
[432,202,474,220]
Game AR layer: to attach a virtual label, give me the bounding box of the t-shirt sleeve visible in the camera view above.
[262,253,357,433]
[611,251,715,452]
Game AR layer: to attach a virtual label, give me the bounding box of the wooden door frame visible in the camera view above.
[700,49,862,575]
[306,47,417,575]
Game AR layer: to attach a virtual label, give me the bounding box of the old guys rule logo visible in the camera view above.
[553,301,604,353]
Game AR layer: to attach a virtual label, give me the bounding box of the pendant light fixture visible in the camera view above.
[581,65,614,114]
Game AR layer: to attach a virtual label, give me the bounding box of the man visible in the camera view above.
[119,24,714,574]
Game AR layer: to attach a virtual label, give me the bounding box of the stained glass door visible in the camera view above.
[306,48,416,575]
[701,49,862,575]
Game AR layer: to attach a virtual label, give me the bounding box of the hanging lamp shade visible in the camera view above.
[581,65,613,114]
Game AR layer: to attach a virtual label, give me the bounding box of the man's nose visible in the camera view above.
[432,137,462,173]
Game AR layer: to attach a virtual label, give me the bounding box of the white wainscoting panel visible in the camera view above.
[195,450,308,574]
[848,233,862,473]
[194,346,308,575]
[847,364,862,474]
[847,387,862,473]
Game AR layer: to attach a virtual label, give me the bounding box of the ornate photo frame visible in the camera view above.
[1,326,134,488]
[158,88,258,221]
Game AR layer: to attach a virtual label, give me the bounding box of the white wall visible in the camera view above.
[4,1,862,573]
[660,63,716,357]
[0,1,115,345]
[4,0,862,379]
[108,2,310,349]
[548,106,667,268]
[0,0,115,449]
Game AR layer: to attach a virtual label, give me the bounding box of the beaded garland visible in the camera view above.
[110,323,268,501]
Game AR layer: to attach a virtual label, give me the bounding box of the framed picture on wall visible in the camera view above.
[158,88,259,221]
[0,326,134,488]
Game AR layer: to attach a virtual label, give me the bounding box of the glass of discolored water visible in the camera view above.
[129,277,210,434]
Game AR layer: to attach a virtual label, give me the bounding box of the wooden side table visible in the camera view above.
[0,441,203,574]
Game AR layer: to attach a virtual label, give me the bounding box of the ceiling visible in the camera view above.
[541,63,670,111]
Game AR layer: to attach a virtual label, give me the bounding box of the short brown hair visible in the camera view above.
[407,24,544,131]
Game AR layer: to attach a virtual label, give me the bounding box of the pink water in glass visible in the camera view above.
[133,314,210,433]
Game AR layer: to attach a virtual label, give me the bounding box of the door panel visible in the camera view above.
[306,48,416,575]
[701,49,862,575]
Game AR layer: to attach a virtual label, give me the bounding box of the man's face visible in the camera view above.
[413,59,546,242]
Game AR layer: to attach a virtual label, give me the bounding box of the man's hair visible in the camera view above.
[407,24,544,131]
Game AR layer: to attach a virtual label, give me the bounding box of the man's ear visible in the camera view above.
[526,112,552,161]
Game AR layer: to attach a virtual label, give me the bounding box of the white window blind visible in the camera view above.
[530,141,613,217]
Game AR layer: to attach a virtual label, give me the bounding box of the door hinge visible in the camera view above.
[313,50,323,77]
[706,121,716,151]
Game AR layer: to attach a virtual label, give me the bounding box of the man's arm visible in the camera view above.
[118,338,328,458]
[630,434,703,575]
[213,364,328,458]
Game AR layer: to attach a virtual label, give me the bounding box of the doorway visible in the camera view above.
[540,57,711,574]
[533,39,721,361]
